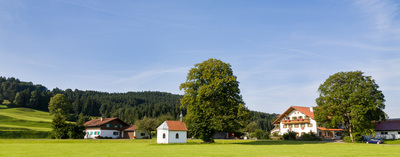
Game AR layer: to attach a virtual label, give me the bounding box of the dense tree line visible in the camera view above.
[0,76,278,130]
[249,111,279,132]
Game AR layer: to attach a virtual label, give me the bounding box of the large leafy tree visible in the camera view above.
[135,117,157,139]
[48,94,71,117]
[315,71,386,142]
[180,58,250,142]
[49,94,71,139]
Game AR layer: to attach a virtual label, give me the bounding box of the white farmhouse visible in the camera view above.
[273,106,344,140]
[157,115,187,144]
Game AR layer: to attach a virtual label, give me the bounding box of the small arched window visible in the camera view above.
[163,133,166,139]
[176,133,179,139]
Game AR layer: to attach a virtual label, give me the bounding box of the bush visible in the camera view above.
[249,129,269,140]
[344,136,351,143]
[298,131,321,141]
[283,131,297,140]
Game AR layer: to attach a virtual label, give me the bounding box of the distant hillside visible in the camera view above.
[1,76,278,132]
[0,104,52,138]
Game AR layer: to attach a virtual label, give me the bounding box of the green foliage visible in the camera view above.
[135,117,157,139]
[66,123,85,139]
[282,131,297,140]
[315,71,386,142]
[298,131,321,141]
[180,59,250,142]
[249,111,279,132]
[51,114,68,139]
[249,129,269,140]
[245,122,258,133]
[48,94,71,117]
[343,136,352,143]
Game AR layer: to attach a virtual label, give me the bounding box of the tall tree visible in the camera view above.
[51,114,68,139]
[315,71,386,142]
[180,58,250,142]
[49,94,71,139]
[135,116,157,139]
[48,94,71,117]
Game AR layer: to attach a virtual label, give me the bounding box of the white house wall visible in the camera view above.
[135,130,149,139]
[279,109,317,136]
[157,129,169,144]
[85,130,120,139]
[168,131,187,143]
[376,131,400,139]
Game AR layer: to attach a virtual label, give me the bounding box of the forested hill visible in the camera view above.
[0,76,278,131]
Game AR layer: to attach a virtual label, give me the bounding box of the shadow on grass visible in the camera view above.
[230,140,330,145]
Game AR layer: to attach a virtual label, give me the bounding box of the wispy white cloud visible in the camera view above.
[354,0,400,40]
[58,0,195,29]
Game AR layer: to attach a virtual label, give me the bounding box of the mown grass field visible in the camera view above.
[0,139,399,157]
[0,105,52,138]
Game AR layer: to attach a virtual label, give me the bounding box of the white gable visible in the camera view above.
[157,121,169,130]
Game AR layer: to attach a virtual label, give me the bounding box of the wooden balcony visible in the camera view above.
[281,119,311,124]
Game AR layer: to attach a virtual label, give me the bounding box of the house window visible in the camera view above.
[298,116,303,119]
[163,133,166,139]
[283,125,287,128]
[176,133,179,139]
[106,124,109,127]
[113,132,119,135]
[294,124,299,128]
[90,131,93,135]
[141,133,145,136]
[292,117,297,120]
[87,132,89,135]
[305,116,309,119]
[114,124,117,128]
[308,123,313,127]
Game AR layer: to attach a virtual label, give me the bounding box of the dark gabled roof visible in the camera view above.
[124,125,137,131]
[84,117,129,127]
[272,106,314,124]
[375,119,400,131]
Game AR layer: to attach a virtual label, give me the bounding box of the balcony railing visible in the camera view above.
[281,119,311,124]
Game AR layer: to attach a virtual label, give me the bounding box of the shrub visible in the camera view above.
[298,131,321,141]
[283,131,296,140]
[344,136,351,143]
[249,129,269,140]
[272,131,279,137]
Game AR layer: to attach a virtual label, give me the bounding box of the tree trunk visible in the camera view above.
[349,123,354,142]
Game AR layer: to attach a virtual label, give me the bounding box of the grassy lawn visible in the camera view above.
[385,139,400,144]
[0,105,52,138]
[0,139,399,157]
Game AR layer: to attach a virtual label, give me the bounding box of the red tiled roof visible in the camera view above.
[124,125,137,131]
[84,117,128,127]
[375,120,400,131]
[317,127,344,131]
[272,106,315,124]
[166,121,187,131]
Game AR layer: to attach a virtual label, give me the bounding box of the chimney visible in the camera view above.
[310,107,314,112]
[180,112,183,122]
[101,115,104,121]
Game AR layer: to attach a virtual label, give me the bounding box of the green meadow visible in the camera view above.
[0,139,399,157]
[0,105,52,138]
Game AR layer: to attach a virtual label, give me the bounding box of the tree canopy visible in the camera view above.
[48,94,71,117]
[315,71,386,142]
[135,117,157,139]
[180,58,250,142]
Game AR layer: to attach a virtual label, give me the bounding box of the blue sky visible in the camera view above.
[1,0,400,118]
